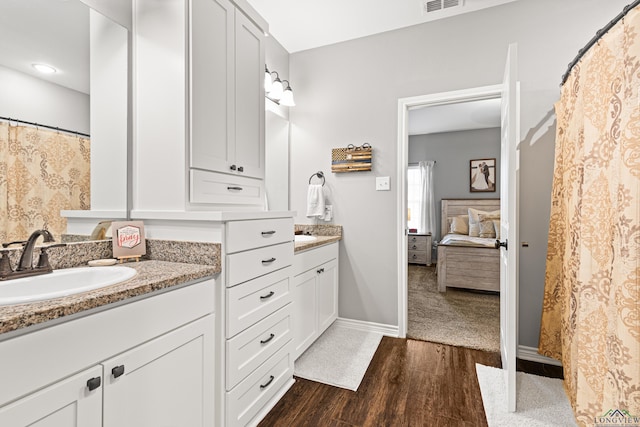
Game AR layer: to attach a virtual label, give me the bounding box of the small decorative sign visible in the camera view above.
[331,143,372,173]
[111,221,146,262]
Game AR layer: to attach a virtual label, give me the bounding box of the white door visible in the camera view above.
[499,42,519,412]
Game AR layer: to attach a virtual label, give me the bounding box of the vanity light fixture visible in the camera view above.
[32,63,57,74]
[279,81,295,106]
[264,65,295,107]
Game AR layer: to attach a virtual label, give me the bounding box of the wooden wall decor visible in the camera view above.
[331,143,372,172]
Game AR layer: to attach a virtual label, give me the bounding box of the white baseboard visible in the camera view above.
[517,345,562,367]
[335,317,399,337]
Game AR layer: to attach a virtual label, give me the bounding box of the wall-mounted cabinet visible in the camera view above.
[133,0,266,212]
[190,0,265,180]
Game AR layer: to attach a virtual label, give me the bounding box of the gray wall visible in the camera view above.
[289,0,629,347]
[409,128,501,243]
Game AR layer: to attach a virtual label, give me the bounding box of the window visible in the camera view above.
[407,165,423,232]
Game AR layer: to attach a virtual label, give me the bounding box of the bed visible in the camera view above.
[437,199,501,293]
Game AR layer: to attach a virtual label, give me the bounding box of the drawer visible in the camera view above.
[227,267,292,337]
[408,235,427,244]
[226,343,293,427]
[226,218,293,254]
[226,304,292,390]
[226,242,293,287]
[190,169,264,205]
[408,239,428,251]
[408,250,428,264]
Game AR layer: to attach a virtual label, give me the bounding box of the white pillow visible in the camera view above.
[468,208,500,237]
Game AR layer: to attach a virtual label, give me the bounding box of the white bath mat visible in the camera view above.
[294,323,382,391]
[476,364,577,426]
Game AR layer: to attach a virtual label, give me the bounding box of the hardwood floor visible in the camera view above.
[259,337,502,426]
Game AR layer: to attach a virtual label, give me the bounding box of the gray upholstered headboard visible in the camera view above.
[440,199,501,235]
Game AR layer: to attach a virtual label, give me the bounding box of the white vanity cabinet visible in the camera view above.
[222,218,295,426]
[293,242,339,359]
[0,278,216,427]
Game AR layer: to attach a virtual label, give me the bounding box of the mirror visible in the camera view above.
[0,0,129,241]
[265,109,290,211]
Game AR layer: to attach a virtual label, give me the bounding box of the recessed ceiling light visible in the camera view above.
[32,63,57,74]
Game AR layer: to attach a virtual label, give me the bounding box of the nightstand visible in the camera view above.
[408,233,432,266]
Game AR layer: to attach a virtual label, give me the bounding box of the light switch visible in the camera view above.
[376,176,390,191]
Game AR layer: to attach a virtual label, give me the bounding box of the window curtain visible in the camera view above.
[0,122,91,242]
[419,160,436,235]
[538,7,640,426]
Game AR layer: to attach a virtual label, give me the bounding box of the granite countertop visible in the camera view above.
[0,260,219,335]
[294,235,342,253]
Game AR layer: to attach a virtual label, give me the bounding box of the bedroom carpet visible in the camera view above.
[476,364,576,426]
[294,323,382,391]
[408,264,500,352]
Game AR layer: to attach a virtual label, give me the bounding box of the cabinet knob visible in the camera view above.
[260,375,275,390]
[230,164,237,171]
[262,257,276,264]
[260,333,275,344]
[237,166,244,172]
[412,245,417,249]
[112,365,125,378]
[317,267,325,274]
[86,376,101,391]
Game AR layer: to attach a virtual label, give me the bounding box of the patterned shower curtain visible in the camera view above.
[538,6,640,426]
[0,122,90,242]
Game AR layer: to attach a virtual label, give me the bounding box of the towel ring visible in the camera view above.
[309,171,325,186]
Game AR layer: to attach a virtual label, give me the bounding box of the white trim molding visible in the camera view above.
[517,345,562,367]
[335,317,399,337]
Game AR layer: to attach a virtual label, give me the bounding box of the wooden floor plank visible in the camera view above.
[259,338,501,427]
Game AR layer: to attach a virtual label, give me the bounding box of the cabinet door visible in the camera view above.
[293,269,318,359]
[317,258,339,335]
[190,0,235,173]
[234,11,265,179]
[0,365,102,427]
[103,316,214,427]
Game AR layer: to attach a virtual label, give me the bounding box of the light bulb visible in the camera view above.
[269,78,283,100]
[280,85,295,107]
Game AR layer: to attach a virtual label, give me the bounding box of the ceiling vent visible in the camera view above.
[422,0,463,14]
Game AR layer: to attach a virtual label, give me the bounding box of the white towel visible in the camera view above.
[306,184,325,218]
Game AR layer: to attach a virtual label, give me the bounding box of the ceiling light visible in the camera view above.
[32,63,57,74]
[280,81,295,107]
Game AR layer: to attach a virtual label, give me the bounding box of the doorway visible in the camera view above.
[402,93,502,351]
[397,84,504,338]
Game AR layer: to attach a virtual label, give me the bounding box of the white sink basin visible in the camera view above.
[0,266,137,306]
[294,235,317,243]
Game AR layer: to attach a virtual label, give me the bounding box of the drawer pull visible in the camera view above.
[111,365,125,378]
[412,245,417,249]
[317,267,325,274]
[260,375,275,390]
[261,230,276,236]
[227,186,243,191]
[260,333,275,344]
[260,291,275,300]
[262,257,276,264]
[86,376,101,391]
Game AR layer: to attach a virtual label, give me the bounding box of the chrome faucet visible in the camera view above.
[17,229,55,271]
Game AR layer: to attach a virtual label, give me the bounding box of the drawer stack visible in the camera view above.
[408,233,432,266]
[224,218,294,426]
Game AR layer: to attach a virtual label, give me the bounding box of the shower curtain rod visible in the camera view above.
[561,0,640,86]
[0,116,90,138]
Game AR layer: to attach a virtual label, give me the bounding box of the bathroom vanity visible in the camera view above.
[0,260,218,426]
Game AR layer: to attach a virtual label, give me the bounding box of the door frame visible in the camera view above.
[396,84,504,338]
